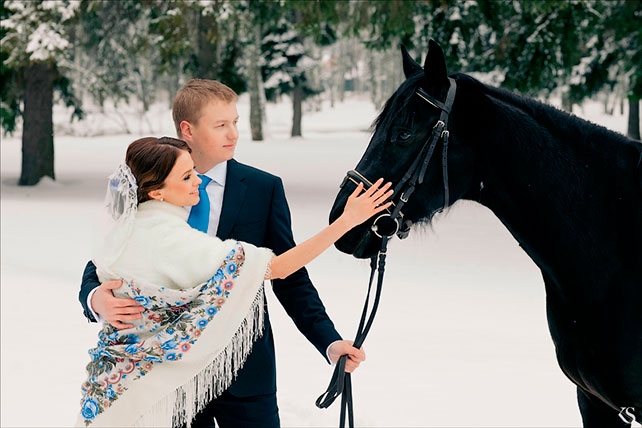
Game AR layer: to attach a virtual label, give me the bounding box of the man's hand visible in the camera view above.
[91,280,145,329]
[328,340,366,373]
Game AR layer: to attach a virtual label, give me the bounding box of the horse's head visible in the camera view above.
[330,40,477,258]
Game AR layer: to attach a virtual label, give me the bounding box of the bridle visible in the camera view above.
[316,77,457,427]
[342,77,456,244]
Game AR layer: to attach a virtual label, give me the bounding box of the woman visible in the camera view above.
[79,137,392,427]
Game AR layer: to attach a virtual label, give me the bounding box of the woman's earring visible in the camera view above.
[160,197,164,202]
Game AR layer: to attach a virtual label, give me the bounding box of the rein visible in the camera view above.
[315,78,457,428]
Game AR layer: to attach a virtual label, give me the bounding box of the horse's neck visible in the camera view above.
[468,87,641,295]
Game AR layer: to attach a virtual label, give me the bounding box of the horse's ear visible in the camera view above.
[423,40,448,86]
[401,45,422,79]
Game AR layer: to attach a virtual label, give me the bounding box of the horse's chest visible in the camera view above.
[548,309,642,408]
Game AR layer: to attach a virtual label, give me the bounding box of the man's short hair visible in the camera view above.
[172,79,238,138]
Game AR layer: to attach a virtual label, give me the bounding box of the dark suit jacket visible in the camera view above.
[79,159,341,397]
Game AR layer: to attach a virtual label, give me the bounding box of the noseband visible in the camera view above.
[317,78,457,428]
[340,77,457,241]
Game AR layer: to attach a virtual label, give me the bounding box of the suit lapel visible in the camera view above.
[216,159,247,239]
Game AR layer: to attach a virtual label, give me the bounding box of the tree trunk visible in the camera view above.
[337,40,346,103]
[561,91,573,113]
[329,50,336,108]
[248,23,264,141]
[169,63,181,110]
[603,94,612,115]
[368,50,377,106]
[291,85,303,137]
[20,61,55,186]
[620,98,625,116]
[197,12,216,79]
[627,97,640,140]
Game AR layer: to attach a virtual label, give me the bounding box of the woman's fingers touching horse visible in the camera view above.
[370,180,392,197]
[341,179,394,227]
[373,189,394,207]
[362,178,384,197]
[348,182,365,200]
[373,202,393,215]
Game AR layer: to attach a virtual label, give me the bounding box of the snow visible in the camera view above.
[449,28,462,46]
[263,33,282,43]
[285,43,305,57]
[570,55,594,85]
[41,0,78,21]
[526,12,558,45]
[26,23,69,61]
[264,71,291,89]
[299,56,317,70]
[267,55,289,69]
[4,0,77,62]
[0,92,631,427]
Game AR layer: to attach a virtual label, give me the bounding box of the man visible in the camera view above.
[79,79,365,427]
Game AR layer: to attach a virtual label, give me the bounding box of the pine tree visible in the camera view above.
[235,0,282,141]
[151,1,247,95]
[486,1,597,111]
[73,1,162,133]
[1,0,81,185]
[262,10,320,137]
[567,0,641,139]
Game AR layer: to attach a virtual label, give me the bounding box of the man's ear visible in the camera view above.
[148,189,164,201]
[179,120,193,142]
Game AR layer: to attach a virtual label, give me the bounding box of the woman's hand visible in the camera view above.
[266,178,393,281]
[340,178,393,229]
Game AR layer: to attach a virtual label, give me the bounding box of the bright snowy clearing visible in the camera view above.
[1,94,630,427]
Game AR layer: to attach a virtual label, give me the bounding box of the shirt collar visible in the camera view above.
[201,161,227,186]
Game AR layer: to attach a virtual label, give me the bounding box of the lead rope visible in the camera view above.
[316,78,457,427]
[315,237,389,428]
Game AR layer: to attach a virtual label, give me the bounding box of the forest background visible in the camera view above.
[1,1,641,426]
[1,0,641,186]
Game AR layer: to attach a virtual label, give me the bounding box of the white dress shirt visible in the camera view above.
[192,161,227,236]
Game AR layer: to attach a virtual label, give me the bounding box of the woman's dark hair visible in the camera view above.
[126,136,192,203]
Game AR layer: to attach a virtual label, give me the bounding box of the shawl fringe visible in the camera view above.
[133,286,265,428]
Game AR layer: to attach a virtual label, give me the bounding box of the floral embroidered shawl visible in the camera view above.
[77,242,272,427]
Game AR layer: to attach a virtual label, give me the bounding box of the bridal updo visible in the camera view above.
[126,137,191,203]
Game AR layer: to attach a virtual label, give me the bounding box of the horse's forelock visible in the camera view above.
[371,74,425,134]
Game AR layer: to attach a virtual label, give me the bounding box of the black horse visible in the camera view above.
[329,40,642,428]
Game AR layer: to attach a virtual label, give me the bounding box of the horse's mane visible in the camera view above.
[372,71,642,227]
[452,72,638,154]
[378,71,638,153]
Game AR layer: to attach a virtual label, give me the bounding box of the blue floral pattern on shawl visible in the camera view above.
[79,243,245,425]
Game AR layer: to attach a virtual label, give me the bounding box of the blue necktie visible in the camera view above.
[187,174,212,233]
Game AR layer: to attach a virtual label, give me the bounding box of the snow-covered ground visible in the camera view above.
[0,91,631,427]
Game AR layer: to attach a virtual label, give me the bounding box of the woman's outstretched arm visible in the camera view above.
[267,179,392,280]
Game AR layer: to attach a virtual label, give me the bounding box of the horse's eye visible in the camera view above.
[392,128,412,145]
[399,131,411,141]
